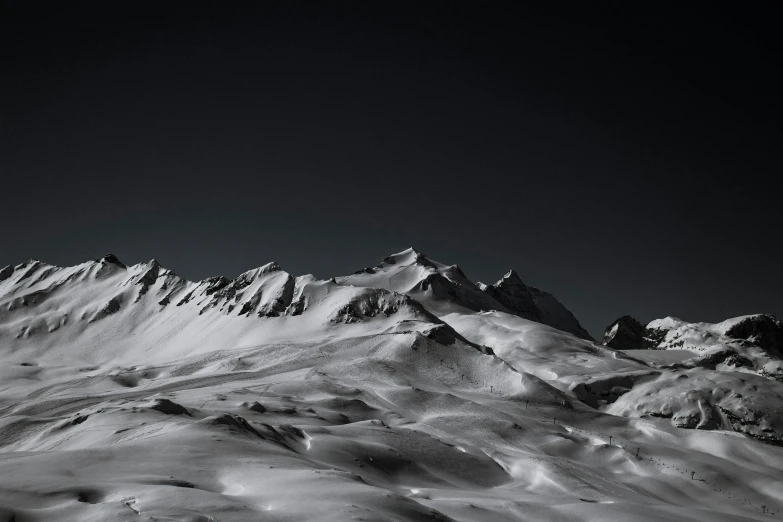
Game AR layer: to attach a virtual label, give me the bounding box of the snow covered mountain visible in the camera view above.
[1,249,782,521]
[338,248,593,340]
[603,314,783,381]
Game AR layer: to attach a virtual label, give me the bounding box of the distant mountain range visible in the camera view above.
[602,313,783,381]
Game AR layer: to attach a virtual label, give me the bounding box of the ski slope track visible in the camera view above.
[0,248,781,521]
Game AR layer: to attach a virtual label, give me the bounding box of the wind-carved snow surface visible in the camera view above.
[0,249,782,521]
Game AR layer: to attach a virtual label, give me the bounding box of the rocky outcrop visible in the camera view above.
[725,315,783,357]
[98,253,127,269]
[88,297,122,323]
[330,291,412,324]
[602,315,648,350]
[0,265,14,282]
[135,260,161,299]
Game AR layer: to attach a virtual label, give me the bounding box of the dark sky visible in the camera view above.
[1,2,781,339]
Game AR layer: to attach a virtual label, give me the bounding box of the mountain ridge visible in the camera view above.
[0,247,593,342]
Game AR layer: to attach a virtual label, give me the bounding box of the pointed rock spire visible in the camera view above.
[602,315,647,350]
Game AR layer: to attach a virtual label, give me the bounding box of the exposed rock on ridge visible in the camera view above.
[484,270,593,340]
[602,315,649,350]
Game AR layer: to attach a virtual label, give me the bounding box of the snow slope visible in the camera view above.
[1,249,782,521]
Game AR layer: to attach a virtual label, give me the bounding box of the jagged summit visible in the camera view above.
[494,269,527,292]
[501,268,522,281]
[98,253,127,269]
[483,268,593,341]
[19,258,43,267]
[602,315,647,350]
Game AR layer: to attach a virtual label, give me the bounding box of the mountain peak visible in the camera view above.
[485,269,593,341]
[259,261,281,273]
[494,269,528,293]
[500,269,523,284]
[98,253,126,269]
[380,247,435,268]
[602,315,647,349]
